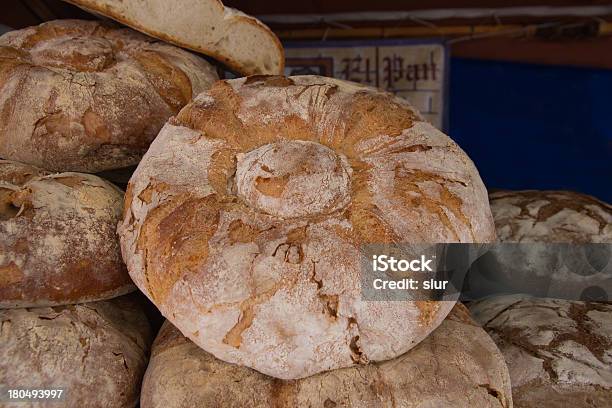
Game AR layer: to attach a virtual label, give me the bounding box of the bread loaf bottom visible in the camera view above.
[0,294,153,408]
[63,0,284,76]
[141,304,512,408]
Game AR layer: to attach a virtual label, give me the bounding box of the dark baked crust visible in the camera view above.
[490,190,612,243]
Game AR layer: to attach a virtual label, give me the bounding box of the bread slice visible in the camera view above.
[62,0,285,76]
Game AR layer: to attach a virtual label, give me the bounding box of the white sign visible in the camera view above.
[284,40,448,130]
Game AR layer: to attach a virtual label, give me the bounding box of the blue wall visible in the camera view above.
[449,58,612,203]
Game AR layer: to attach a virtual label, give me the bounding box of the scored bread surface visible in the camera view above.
[0,159,134,308]
[470,295,612,408]
[0,295,152,408]
[481,190,612,300]
[119,75,496,379]
[0,19,218,172]
[490,190,612,243]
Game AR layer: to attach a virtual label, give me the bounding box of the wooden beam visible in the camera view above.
[225,1,612,15]
[451,35,612,69]
[276,25,531,40]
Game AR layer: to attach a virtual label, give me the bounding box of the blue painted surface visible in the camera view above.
[449,58,612,202]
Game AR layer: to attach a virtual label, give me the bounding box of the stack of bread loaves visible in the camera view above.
[0,2,283,406]
[119,74,513,407]
[0,159,154,407]
[468,190,612,408]
[1,1,516,407]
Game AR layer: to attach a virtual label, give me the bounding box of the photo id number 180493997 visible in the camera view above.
[2,388,65,402]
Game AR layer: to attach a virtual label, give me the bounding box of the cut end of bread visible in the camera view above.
[63,0,285,76]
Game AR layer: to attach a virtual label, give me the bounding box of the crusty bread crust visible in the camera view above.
[0,19,218,172]
[141,304,513,408]
[0,295,152,408]
[63,0,285,76]
[481,190,612,300]
[0,160,135,308]
[119,75,496,379]
[470,295,612,408]
[490,190,612,243]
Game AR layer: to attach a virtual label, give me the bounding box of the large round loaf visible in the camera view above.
[0,19,218,172]
[468,190,612,301]
[0,295,152,408]
[119,75,496,379]
[0,160,134,308]
[470,295,612,408]
[141,304,513,408]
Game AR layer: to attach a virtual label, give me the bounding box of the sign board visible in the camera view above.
[284,39,448,130]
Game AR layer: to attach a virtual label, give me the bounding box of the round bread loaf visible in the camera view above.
[0,19,218,172]
[119,75,496,379]
[141,304,512,408]
[470,295,612,408]
[0,294,152,408]
[490,190,612,243]
[467,190,612,301]
[0,159,134,308]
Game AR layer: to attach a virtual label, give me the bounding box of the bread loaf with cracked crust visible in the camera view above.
[119,75,496,379]
[0,159,134,308]
[470,295,612,408]
[141,304,513,408]
[0,294,152,408]
[0,19,218,172]
[470,190,612,301]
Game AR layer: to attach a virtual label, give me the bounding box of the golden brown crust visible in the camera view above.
[137,194,221,304]
[168,75,495,244]
[0,19,218,172]
[0,159,134,308]
[0,159,48,185]
[119,75,496,379]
